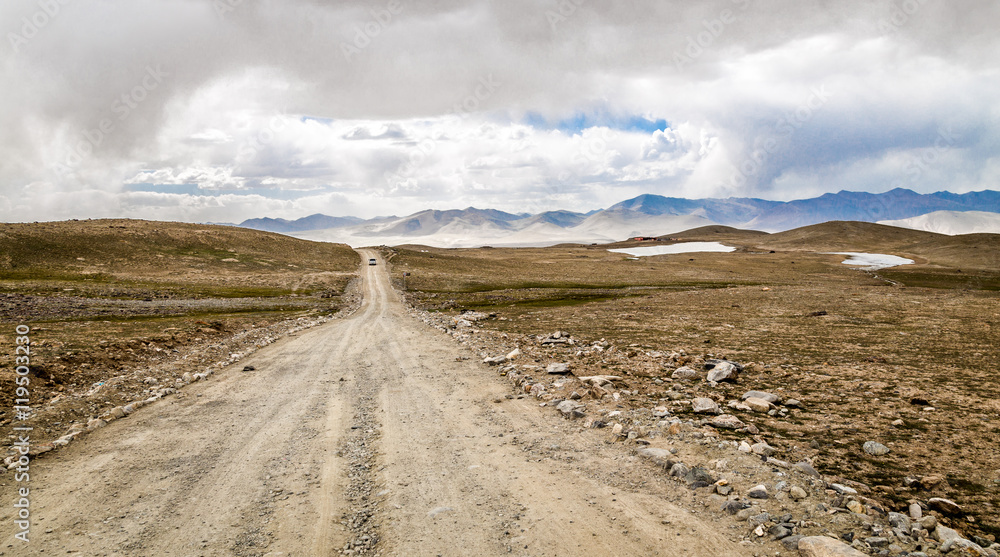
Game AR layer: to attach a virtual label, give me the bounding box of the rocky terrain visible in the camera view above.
[407,306,999,556]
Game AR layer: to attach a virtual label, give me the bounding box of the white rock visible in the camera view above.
[797,536,868,556]
[692,398,721,414]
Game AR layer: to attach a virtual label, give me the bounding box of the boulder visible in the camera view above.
[797,536,869,556]
[671,366,699,380]
[748,485,768,499]
[705,361,740,383]
[555,400,585,418]
[928,497,962,515]
[745,397,772,413]
[708,414,746,430]
[692,397,721,414]
[742,390,780,404]
[862,441,890,456]
[546,363,571,374]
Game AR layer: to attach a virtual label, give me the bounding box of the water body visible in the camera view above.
[608,242,736,257]
[831,252,914,270]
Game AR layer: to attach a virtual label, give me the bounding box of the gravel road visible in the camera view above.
[0,250,748,556]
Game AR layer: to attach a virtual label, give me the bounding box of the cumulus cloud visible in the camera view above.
[1,0,997,222]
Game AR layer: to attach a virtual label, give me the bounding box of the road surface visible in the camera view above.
[0,249,748,556]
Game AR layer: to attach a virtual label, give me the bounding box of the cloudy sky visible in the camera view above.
[2,0,998,223]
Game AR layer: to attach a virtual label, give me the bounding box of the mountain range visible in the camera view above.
[234,188,1000,247]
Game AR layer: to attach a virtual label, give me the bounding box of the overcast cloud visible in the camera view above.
[1,0,997,221]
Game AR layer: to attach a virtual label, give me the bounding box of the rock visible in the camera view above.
[182,372,193,383]
[919,515,937,530]
[86,418,107,431]
[546,363,571,374]
[781,535,805,550]
[797,535,869,556]
[909,503,923,520]
[716,485,732,496]
[610,423,624,438]
[742,390,780,404]
[722,500,747,515]
[671,366,699,380]
[942,538,990,556]
[847,500,865,514]
[784,398,802,408]
[790,486,808,501]
[745,397,772,413]
[685,467,716,485]
[505,348,521,360]
[483,356,507,365]
[705,361,740,383]
[864,537,889,548]
[752,442,776,456]
[829,484,858,495]
[738,441,752,452]
[770,524,793,539]
[796,461,821,478]
[708,414,746,430]
[862,441,890,456]
[669,462,689,478]
[108,406,126,419]
[692,397,721,414]
[928,497,962,515]
[748,512,771,527]
[242,365,255,371]
[888,512,911,531]
[934,524,962,544]
[748,485,768,499]
[555,400,585,419]
[652,406,670,418]
[637,448,675,472]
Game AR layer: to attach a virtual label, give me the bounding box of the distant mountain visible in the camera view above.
[610,188,1000,230]
[236,188,1000,248]
[879,210,1000,235]
[239,213,363,233]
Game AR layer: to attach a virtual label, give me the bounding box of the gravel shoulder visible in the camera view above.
[0,250,749,556]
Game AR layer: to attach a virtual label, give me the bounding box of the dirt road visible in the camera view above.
[0,250,749,556]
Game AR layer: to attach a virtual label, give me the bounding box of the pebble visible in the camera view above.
[742,390,780,404]
[671,366,699,380]
[744,397,772,413]
[790,486,808,501]
[928,497,962,515]
[830,483,858,495]
[795,461,821,477]
[797,535,869,556]
[708,414,746,430]
[705,361,739,383]
[555,400,585,418]
[751,442,776,456]
[748,484,768,499]
[692,398,721,414]
[847,500,865,514]
[862,441,890,456]
[546,363,570,374]
[908,502,922,520]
